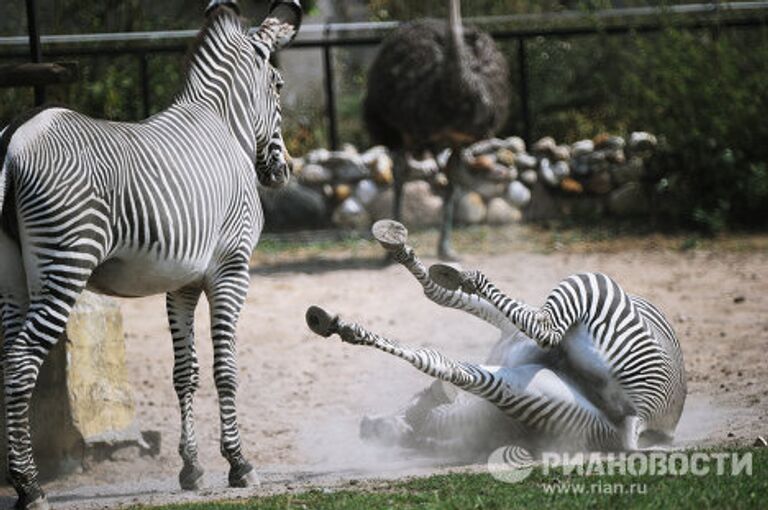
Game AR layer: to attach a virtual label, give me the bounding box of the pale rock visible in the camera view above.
[629,131,658,153]
[469,138,503,156]
[506,181,532,208]
[341,143,359,156]
[551,144,571,161]
[360,145,388,166]
[503,136,526,154]
[355,179,379,206]
[370,153,393,185]
[532,136,557,155]
[571,139,595,157]
[299,163,332,185]
[496,148,517,167]
[456,191,487,225]
[332,197,370,229]
[539,158,560,187]
[306,147,331,164]
[487,197,522,225]
[406,153,439,179]
[520,169,538,186]
[515,153,538,170]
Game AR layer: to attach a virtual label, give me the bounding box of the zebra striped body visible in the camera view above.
[308,220,687,459]
[8,105,260,299]
[0,2,302,508]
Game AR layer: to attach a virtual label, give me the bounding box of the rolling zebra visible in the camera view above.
[306,220,686,459]
[0,1,302,508]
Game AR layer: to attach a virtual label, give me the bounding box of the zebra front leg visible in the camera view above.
[205,260,256,488]
[371,219,513,332]
[167,286,204,490]
[305,306,622,451]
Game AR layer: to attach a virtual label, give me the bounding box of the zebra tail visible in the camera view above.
[0,124,8,216]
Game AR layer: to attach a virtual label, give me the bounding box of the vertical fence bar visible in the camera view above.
[25,0,45,105]
[139,53,150,118]
[517,37,531,147]
[322,24,339,150]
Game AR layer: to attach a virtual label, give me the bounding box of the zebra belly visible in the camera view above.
[87,252,208,297]
[559,323,636,423]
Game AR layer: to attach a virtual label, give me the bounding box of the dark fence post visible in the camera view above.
[25,0,45,105]
[139,53,150,118]
[322,24,339,150]
[517,37,531,147]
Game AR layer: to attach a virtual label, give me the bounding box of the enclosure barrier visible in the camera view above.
[0,2,767,148]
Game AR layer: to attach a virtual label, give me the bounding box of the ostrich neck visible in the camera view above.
[446,0,466,62]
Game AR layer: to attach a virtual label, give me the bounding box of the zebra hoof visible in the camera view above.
[16,495,49,510]
[178,462,205,490]
[228,461,259,488]
[306,306,338,337]
[429,264,463,291]
[372,219,408,251]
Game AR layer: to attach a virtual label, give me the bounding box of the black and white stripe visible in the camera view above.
[309,221,686,456]
[0,1,301,507]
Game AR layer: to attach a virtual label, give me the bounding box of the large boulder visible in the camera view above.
[260,182,328,231]
[0,291,150,480]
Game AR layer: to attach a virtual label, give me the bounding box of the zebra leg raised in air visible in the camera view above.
[372,220,514,333]
[305,306,623,451]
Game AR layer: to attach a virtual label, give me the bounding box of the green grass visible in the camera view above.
[133,447,767,509]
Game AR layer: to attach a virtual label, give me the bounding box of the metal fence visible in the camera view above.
[1,1,767,148]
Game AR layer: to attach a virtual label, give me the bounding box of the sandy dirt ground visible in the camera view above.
[1,226,766,509]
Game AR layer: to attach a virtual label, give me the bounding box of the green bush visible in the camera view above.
[617,27,768,231]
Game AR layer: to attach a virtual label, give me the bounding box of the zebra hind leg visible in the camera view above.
[3,284,91,510]
[166,287,205,490]
[205,259,257,488]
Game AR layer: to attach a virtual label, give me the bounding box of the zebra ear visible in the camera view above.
[253,0,303,52]
[205,0,240,17]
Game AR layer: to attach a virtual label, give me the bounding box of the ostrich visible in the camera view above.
[364,0,510,260]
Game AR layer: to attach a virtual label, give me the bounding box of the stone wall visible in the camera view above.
[259,132,660,231]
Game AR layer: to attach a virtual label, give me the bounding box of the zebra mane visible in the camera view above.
[183,6,247,79]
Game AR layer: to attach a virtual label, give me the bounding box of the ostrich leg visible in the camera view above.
[391,150,407,224]
[372,219,513,332]
[438,149,462,261]
[305,306,622,451]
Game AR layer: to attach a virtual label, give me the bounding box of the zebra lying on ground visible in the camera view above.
[0,1,301,508]
[306,220,686,461]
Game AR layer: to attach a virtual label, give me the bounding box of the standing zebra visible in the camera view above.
[307,220,686,457]
[0,1,301,508]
